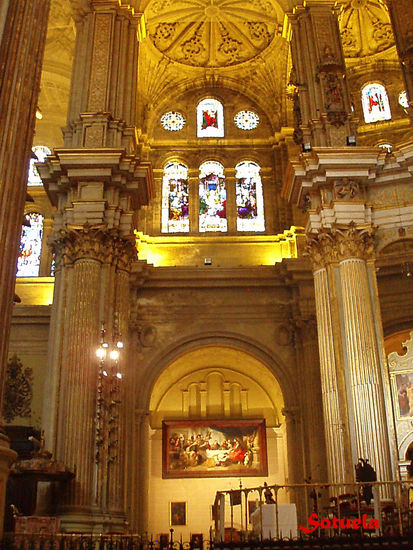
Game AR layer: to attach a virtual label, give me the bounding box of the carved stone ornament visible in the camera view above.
[333,178,360,200]
[337,0,394,58]
[146,0,280,68]
[49,224,137,270]
[139,325,157,348]
[388,331,413,372]
[307,223,375,269]
[3,355,33,424]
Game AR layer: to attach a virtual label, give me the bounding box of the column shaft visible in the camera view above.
[59,258,101,511]
[313,267,348,483]
[339,258,393,481]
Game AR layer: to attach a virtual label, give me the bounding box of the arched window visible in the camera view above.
[28,145,51,186]
[161,162,189,233]
[16,212,44,277]
[235,161,265,232]
[199,161,227,232]
[197,98,224,138]
[361,83,391,124]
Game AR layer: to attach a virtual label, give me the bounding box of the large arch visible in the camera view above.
[131,333,303,535]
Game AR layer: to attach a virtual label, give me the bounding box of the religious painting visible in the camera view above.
[162,419,268,478]
[159,533,169,548]
[190,534,203,549]
[170,501,187,526]
[394,372,413,418]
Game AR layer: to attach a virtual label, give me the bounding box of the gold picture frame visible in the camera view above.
[170,501,187,526]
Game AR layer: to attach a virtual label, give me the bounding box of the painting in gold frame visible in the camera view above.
[162,419,268,478]
[170,501,187,526]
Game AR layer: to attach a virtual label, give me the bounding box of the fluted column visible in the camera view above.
[311,263,351,483]
[386,0,413,119]
[0,0,50,535]
[308,225,395,484]
[56,228,104,519]
[288,1,354,146]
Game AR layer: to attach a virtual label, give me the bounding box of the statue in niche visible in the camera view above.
[334,178,360,200]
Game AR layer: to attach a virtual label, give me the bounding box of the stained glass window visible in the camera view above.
[16,212,44,277]
[199,161,227,232]
[235,161,265,232]
[234,110,260,130]
[197,98,224,138]
[399,91,410,109]
[361,83,391,124]
[161,111,186,131]
[27,145,51,186]
[161,162,189,233]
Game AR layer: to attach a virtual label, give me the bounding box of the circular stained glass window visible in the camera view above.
[399,91,410,109]
[161,111,186,131]
[234,110,260,130]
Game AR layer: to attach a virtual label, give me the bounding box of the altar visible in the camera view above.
[250,503,297,539]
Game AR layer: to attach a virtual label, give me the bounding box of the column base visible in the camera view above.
[0,432,18,537]
[59,507,127,533]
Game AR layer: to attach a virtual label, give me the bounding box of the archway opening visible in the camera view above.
[146,345,288,538]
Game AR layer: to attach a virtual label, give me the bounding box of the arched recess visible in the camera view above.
[132,338,302,537]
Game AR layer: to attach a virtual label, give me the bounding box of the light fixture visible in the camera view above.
[302,142,312,153]
[109,349,119,361]
[35,107,43,120]
[347,135,356,146]
[116,341,124,349]
[96,347,106,359]
[204,257,212,265]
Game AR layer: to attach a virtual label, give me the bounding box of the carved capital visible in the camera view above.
[49,224,138,269]
[307,223,376,269]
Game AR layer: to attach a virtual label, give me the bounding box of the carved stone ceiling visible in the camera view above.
[337,0,394,58]
[145,0,283,68]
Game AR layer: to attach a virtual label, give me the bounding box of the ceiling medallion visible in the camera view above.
[234,110,260,130]
[337,0,393,58]
[161,111,186,131]
[146,0,279,68]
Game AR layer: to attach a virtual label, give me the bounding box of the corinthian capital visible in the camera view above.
[307,223,376,269]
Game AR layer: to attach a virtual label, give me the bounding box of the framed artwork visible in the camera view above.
[159,534,169,549]
[190,534,203,549]
[170,501,187,526]
[162,419,268,478]
[393,372,413,418]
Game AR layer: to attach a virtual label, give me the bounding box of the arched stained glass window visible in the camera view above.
[16,212,44,277]
[28,145,51,186]
[199,161,227,232]
[197,98,224,138]
[235,161,265,232]
[161,162,189,233]
[361,83,391,124]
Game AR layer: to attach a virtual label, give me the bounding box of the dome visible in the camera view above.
[145,0,282,68]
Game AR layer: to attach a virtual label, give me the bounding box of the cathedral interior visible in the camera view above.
[1,0,413,541]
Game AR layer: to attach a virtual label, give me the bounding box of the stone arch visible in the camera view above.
[137,331,299,412]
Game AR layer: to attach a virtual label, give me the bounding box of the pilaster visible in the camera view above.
[288,1,354,146]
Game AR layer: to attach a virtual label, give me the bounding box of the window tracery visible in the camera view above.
[361,83,391,124]
[161,162,189,233]
[199,161,227,232]
[161,111,186,131]
[234,110,259,130]
[235,161,265,232]
[16,212,44,277]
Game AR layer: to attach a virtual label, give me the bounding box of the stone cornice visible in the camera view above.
[37,148,154,211]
